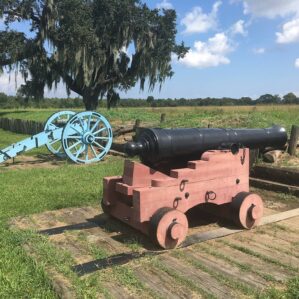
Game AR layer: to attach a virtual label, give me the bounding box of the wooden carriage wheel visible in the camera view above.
[232,192,264,229]
[150,208,188,249]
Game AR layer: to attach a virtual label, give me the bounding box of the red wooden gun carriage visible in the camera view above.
[102,126,287,249]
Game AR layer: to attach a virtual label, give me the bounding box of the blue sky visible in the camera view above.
[1,0,299,99]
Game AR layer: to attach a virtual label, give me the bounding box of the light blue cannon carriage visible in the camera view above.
[0,111,113,164]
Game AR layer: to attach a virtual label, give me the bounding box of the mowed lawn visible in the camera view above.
[0,106,298,298]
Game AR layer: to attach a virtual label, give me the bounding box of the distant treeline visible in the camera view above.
[0,92,298,109]
[0,93,84,109]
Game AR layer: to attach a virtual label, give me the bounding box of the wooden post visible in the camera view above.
[134,119,141,129]
[160,113,166,123]
[288,125,299,156]
[249,149,259,169]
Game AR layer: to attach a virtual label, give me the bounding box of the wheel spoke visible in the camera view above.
[93,127,107,136]
[56,145,62,153]
[70,126,82,134]
[49,139,60,145]
[75,145,85,159]
[66,136,81,139]
[91,119,101,132]
[94,136,109,140]
[90,144,97,157]
[72,143,80,153]
[93,141,105,150]
[68,140,81,151]
[78,117,86,130]
[87,115,92,130]
[85,145,89,161]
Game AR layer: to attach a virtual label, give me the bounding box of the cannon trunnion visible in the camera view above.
[102,126,287,249]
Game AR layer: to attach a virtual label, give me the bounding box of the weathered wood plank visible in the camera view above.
[260,208,299,225]
[244,230,299,257]
[185,248,268,289]
[134,266,199,299]
[251,165,299,187]
[159,255,237,299]
[250,178,299,196]
[228,237,299,272]
[201,241,290,282]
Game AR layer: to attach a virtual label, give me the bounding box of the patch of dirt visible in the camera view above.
[0,151,123,170]
[0,154,67,170]
[114,132,134,144]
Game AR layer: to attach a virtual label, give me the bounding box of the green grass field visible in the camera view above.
[0,105,298,132]
[0,106,299,298]
[0,129,48,156]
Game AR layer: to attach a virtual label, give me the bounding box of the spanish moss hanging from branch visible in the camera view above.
[0,0,189,109]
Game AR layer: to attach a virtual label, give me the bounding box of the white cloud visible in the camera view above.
[230,20,247,36]
[253,48,266,54]
[179,33,234,68]
[181,1,222,34]
[295,58,299,68]
[0,72,25,95]
[240,0,299,19]
[156,0,173,10]
[232,1,299,47]
[276,18,299,43]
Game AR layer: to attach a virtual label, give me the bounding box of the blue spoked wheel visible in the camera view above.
[62,111,113,164]
[44,111,76,158]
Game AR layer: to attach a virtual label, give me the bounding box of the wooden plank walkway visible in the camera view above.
[10,195,299,299]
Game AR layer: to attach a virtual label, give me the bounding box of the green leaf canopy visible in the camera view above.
[0,0,188,109]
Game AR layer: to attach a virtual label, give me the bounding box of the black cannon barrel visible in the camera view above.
[125,125,287,165]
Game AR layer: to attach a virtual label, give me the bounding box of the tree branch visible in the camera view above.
[62,73,83,96]
[30,9,41,24]
[0,49,35,66]
[49,59,83,96]
[3,9,40,24]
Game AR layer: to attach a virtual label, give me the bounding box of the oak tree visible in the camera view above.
[0,0,188,109]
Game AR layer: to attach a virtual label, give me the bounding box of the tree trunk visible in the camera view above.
[83,91,100,111]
